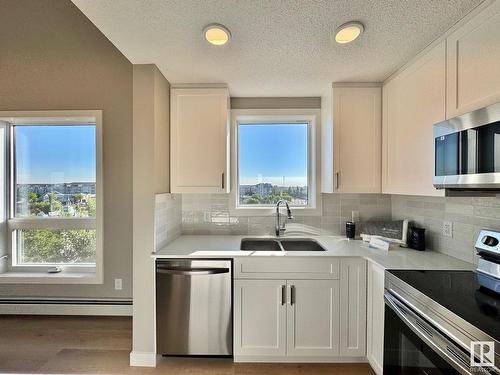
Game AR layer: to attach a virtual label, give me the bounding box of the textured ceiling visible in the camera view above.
[72,0,483,97]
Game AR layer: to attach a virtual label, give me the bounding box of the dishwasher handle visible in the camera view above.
[156,266,230,276]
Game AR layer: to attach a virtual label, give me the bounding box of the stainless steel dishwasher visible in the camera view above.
[156,259,232,356]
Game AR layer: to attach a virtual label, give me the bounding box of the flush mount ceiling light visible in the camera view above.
[204,23,231,46]
[335,21,364,44]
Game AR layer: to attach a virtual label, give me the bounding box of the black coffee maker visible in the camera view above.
[408,226,426,251]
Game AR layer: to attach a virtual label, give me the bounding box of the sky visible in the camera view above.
[239,123,308,186]
[16,125,96,184]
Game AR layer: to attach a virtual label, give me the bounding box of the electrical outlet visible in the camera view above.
[351,210,360,222]
[114,278,122,291]
[442,221,453,238]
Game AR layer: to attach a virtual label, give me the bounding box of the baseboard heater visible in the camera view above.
[0,297,132,316]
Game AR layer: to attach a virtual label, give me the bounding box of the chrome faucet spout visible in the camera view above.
[275,200,293,237]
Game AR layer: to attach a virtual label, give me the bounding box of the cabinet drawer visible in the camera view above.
[234,258,340,279]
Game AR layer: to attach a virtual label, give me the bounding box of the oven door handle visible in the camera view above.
[384,292,472,375]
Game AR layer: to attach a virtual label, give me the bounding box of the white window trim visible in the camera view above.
[229,109,322,217]
[0,110,103,284]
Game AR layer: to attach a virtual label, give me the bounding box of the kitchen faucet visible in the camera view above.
[275,200,293,236]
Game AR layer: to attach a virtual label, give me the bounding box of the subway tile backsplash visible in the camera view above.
[391,195,500,264]
[156,192,500,265]
[181,193,392,236]
[154,193,182,251]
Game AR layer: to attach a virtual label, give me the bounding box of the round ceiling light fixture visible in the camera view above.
[204,23,231,46]
[335,21,364,44]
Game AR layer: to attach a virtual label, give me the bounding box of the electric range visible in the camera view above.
[384,230,500,374]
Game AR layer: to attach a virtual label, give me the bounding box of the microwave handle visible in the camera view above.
[384,292,472,375]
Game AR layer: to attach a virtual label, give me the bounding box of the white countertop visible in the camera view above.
[154,235,474,271]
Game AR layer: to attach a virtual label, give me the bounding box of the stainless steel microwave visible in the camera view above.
[434,101,500,190]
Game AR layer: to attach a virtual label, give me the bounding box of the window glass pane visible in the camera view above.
[15,125,96,218]
[238,123,308,206]
[16,229,96,265]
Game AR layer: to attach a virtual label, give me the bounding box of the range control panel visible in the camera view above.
[475,230,500,257]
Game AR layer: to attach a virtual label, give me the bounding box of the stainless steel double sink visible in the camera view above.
[240,238,326,252]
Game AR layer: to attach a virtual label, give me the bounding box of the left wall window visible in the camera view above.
[0,111,103,280]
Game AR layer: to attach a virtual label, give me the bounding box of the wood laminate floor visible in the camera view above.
[0,315,375,374]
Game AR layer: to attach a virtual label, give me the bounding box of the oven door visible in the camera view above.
[384,292,473,375]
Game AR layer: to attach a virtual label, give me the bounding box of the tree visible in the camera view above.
[86,197,96,217]
[20,229,96,264]
[28,192,38,203]
[71,193,84,203]
[46,192,63,214]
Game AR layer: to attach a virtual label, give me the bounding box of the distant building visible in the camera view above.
[240,183,273,197]
[239,183,308,204]
[15,183,96,216]
[17,182,96,197]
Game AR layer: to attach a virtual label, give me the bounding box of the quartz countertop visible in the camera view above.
[153,235,474,271]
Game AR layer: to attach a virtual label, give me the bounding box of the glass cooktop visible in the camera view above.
[388,269,500,342]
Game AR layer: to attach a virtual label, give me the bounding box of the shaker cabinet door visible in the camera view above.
[367,261,385,375]
[339,258,367,357]
[170,87,229,193]
[333,85,382,193]
[286,279,340,357]
[446,1,500,118]
[233,279,287,357]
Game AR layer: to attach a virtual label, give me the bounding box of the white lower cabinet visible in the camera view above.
[339,258,367,357]
[234,258,367,362]
[233,279,286,357]
[287,280,340,357]
[366,261,385,375]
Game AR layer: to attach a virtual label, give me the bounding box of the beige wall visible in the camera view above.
[0,0,133,299]
[154,68,170,193]
[231,97,321,109]
[132,65,170,363]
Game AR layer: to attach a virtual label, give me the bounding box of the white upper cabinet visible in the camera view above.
[170,87,230,193]
[446,1,500,118]
[333,84,382,193]
[382,41,446,196]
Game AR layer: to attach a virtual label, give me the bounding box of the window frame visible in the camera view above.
[0,110,103,283]
[230,109,321,216]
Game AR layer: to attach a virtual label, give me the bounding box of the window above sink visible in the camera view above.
[229,110,322,216]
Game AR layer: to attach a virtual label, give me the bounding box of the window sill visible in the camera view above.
[0,271,102,284]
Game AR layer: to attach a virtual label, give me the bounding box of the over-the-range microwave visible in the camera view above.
[434,101,500,191]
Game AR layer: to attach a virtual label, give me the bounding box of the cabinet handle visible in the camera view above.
[221,172,225,189]
[281,285,286,305]
[335,172,340,190]
[290,285,295,305]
